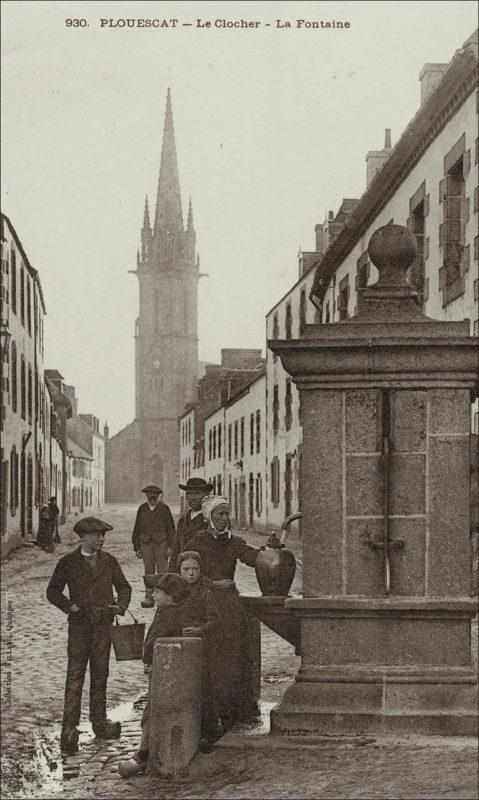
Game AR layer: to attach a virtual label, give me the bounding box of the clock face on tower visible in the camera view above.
[153,360,160,370]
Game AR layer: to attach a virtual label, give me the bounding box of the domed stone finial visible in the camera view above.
[368,224,417,287]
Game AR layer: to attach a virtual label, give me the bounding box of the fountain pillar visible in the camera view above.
[269,225,478,735]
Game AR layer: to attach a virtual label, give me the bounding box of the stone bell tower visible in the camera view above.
[270,225,478,736]
[132,89,199,503]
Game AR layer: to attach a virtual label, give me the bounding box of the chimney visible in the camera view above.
[419,63,447,104]
[365,128,392,188]
[315,223,324,254]
[103,422,109,441]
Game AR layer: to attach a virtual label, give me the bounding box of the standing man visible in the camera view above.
[49,496,61,543]
[132,485,176,608]
[169,477,212,569]
[46,517,132,753]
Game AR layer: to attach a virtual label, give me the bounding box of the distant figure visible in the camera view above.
[36,505,54,552]
[169,477,212,569]
[49,496,61,543]
[132,486,176,608]
[46,517,132,754]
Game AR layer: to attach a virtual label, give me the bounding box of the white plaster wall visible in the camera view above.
[321,91,478,327]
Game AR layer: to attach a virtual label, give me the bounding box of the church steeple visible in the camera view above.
[153,89,184,258]
[141,195,152,260]
[187,197,194,232]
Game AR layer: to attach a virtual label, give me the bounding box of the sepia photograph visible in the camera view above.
[1,1,478,797]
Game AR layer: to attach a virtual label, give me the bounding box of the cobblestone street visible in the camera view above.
[1,505,477,800]
[1,505,301,798]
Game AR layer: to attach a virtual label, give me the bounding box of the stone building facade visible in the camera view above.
[106,89,200,505]
[265,30,478,530]
[205,369,267,530]
[178,349,265,513]
[1,214,49,556]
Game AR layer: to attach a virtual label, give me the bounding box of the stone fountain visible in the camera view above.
[263,224,478,736]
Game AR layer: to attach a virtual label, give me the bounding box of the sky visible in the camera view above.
[2,0,477,435]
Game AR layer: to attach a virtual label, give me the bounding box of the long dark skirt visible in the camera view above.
[209,591,259,728]
[36,519,54,552]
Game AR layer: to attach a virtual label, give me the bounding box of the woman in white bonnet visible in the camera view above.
[185,495,261,729]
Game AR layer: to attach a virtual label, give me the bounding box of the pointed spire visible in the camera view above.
[143,195,151,230]
[153,89,184,246]
[141,195,152,260]
[187,197,194,232]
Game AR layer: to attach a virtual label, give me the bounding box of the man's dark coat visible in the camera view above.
[169,511,208,569]
[132,502,176,552]
[47,547,132,624]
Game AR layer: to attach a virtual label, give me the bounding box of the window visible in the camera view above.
[338,275,350,320]
[26,279,32,336]
[270,457,280,507]
[356,251,369,292]
[285,302,292,339]
[11,341,17,413]
[299,288,306,330]
[272,312,279,362]
[410,201,425,299]
[285,379,292,431]
[10,447,18,514]
[250,413,254,455]
[35,367,39,423]
[217,476,222,495]
[27,365,32,423]
[228,475,232,502]
[240,417,244,458]
[11,249,16,314]
[20,356,26,420]
[228,424,232,462]
[212,426,217,460]
[442,156,464,288]
[20,267,25,325]
[255,473,263,515]
[325,301,331,324]
[218,423,222,458]
[255,410,261,453]
[208,429,212,461]
[273,384,279,436]
[234,421,238,460]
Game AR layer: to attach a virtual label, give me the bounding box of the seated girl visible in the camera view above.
[118,572,188,778]
[177,550,221,751]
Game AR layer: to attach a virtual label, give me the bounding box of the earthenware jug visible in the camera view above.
[255,531,296,596]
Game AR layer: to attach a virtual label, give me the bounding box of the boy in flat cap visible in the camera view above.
[47,517,132,753]
[168,478,212,570]
[118,573,188,778]
[132,486,176,608]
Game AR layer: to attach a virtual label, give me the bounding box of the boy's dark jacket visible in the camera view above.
[46,547,131,624]
[143,605,183,664]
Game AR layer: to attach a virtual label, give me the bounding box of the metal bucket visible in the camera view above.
[110,610,145,661]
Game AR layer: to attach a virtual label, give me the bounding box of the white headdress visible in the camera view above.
[201,496,231,535]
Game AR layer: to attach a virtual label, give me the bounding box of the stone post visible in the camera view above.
[148,637,202,777]
[247,612,262,700]
[269,224,478,736]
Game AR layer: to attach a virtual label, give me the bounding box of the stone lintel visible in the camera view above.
[285,596,478,617]
[299,319,471,339]
[268,340,478,397]
[295,665,478,685]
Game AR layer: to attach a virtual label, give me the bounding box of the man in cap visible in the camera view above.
[132,485,176,608]
[47,517,131,753]
[168,477,212,570]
